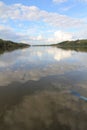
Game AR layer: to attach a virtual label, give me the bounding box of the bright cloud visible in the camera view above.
[0,1,87,44]
[78,0,87,2]
[53,0,67,3]
[36,35,44,41]
[47,30,73,43]
[54,31,73,41]
[0,1,84,28]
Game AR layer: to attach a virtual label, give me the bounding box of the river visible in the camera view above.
[0,46,87,130]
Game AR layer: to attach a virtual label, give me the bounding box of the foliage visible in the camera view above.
[54,40,87,47]
[51,39,87,52]
[0,39,30,54]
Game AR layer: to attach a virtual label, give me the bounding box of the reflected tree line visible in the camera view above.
[57,46,87,52]
[54,40,87,52]
[0,39,30,55]
[0,38,87,55]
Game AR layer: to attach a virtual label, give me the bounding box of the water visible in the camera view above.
[0,46,87,130]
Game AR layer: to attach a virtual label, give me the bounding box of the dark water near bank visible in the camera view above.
[0,46,87,130]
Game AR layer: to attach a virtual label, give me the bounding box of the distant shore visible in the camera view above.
[0,39,30,54]
[51,39,87,47]
[51,40,87,52]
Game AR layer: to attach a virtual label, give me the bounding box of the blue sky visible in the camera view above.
[0,0,87,44]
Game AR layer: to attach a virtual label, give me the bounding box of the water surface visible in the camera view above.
[0,47,87,130]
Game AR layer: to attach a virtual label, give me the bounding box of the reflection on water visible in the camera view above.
[0,47,87,130]
[58,46,87,52]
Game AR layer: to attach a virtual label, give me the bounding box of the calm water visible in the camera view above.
[0,46,87,130]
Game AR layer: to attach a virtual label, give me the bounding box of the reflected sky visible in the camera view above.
[3,91,87,130]
[0,47,87,86]
[0,47,87,130]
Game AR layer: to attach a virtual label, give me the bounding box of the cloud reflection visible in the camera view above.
[3,91,87,130]
[0,47,85,86]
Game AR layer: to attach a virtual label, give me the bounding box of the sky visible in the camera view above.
[0,0,87,44]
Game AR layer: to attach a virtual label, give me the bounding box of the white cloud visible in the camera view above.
[54,31,73,41]
[73,29,87,40]
[0,25,36,44]
[47,30,73,43]
[0,1,85,28]
[0,24,73,44]
[36,35,44,41]
[29,31,73,44]
[78,0,87,2]
[60,5,74,12]
[53,0,67,3]
[0,1,87,44]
